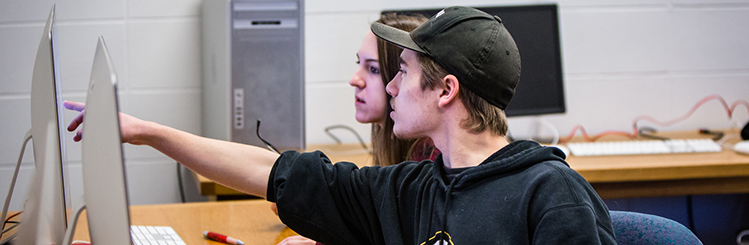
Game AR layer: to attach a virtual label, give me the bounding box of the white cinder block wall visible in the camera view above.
[1,0,748,215]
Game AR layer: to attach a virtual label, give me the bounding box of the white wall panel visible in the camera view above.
[128,0,201,18]
[0,98,33,166]
[127,19,201,89]
[0,25,46,94]
[561,9,670,74]
[124,160,182,205]
[58,23,127,92]
[0,167,35,211]
[305,83,370,145]
[0,1,124,23]
[556,0,668,7]
[305,13,378,84]
[123,90,201,159]
[669,8,749,71]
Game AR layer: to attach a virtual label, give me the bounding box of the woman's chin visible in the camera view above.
[354,114,369,124]
[355,113,381,124]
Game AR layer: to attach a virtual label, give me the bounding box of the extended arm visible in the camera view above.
[64,101,278,198]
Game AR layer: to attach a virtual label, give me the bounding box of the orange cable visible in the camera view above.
[560,95,749,144]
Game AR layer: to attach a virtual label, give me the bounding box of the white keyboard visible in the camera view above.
[130,225,186,245]
[566,139,722,156]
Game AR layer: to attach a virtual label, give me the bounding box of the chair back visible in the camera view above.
[610,211,702,245]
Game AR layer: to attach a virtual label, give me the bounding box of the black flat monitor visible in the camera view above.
[382,4,565,117]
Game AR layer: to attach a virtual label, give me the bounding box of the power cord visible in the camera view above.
[256,120,279,154]
[324,125,371,153]
[177,163,186,203]
[637,127,670,140]
[698,128,724,141]
[2,212,21,235]
[537,118,560,145]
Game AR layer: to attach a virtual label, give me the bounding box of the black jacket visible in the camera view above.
[267,140,616,245]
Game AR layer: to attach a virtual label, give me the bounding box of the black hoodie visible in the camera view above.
[268,140,616,245]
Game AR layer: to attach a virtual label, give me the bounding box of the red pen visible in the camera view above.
[203,231,245,245]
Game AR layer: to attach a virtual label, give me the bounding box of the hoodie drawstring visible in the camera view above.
[439,180,457,242]
[425,178,439,242]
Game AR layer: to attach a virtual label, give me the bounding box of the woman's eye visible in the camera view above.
[369,66,380,75]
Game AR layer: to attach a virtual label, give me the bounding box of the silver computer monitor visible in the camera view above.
[77,36,132,245]
[12,5,69,244]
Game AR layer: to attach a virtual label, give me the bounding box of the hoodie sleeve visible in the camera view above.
[266,150,389,245]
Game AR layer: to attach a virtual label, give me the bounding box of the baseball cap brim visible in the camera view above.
[371,22,426,54]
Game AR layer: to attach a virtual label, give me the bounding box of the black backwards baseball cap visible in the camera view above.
[371,6,521,110]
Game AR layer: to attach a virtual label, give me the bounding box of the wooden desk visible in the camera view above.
[194,134,749,200]
[567,130,749,199]
[4,200,288,244]
[568,149,749,198]
[2,200,295,244]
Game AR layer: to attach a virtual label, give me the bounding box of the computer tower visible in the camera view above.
[202,0,305,151]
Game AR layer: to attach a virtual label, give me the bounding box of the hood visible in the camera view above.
[421,140,567,243]
[432,140,567,190]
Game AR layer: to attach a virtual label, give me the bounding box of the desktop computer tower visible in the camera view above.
[202,0,305,151]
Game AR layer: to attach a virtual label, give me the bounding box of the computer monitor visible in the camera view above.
[382,4,566,117]
[76,37,132,245]
[11,6,69,244]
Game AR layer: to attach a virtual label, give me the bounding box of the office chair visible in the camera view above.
[610,211,702,245]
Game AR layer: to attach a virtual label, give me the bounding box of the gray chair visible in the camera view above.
[610,211,702,245]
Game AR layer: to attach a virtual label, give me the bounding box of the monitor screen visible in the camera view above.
[13,5,69,244]
[382,4,565,117]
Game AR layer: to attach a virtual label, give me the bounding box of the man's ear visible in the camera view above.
[438,74,460,107]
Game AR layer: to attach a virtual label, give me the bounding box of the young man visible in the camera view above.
[66,6,615,245]
[269,6,614,244]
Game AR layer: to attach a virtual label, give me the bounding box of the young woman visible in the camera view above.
[351,13,437,167]
[276,13,434,245]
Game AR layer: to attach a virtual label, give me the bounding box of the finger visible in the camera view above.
[270,203,278,215]
[279,236,303,243]
[73,130,83,142]
[277,236,316,245]
[68,112,85,132]
[63,100,86,112]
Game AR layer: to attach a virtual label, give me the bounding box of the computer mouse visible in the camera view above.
[734,140,749,156]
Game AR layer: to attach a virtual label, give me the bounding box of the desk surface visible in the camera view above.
[195,131,749,199]
[71,200,293,244]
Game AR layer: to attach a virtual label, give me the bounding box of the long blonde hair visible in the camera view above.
[371,13,429,166]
